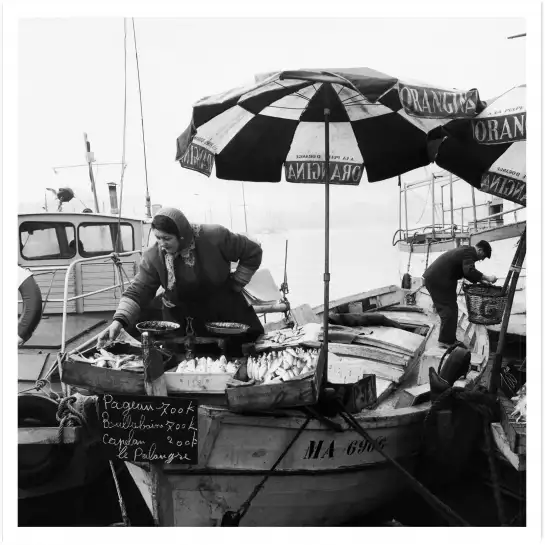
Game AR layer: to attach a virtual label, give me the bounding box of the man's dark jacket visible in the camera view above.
[423,246,483,289]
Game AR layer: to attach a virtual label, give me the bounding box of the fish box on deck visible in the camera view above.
[226,343,326,412]
[164,367,239,394]
[60,342,175,395]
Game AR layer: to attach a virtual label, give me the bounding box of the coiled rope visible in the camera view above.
[56,395,87,443]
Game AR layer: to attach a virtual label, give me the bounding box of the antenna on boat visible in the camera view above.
[241,182,248,232]
[83,133,101,213]
[131,18,152,219]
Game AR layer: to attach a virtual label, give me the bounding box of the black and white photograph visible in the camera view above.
[4,2,542,541]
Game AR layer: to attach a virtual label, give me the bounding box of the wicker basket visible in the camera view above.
[463,283,508,325]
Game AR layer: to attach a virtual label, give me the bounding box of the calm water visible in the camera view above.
[255,227,402,308]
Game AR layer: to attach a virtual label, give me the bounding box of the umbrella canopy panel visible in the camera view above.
[433,84,526,206]
[176,68,485,184]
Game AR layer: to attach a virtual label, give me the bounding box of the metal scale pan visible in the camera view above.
[205,322,250,336]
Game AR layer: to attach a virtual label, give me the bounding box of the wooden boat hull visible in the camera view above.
[116,284,488,526]
[125,405,427,526]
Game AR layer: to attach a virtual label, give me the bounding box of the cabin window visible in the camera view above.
[78,222,135,257]
[19,221,76,260]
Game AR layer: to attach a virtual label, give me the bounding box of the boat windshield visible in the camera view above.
[77,222,135,257]
[19,221,76,261]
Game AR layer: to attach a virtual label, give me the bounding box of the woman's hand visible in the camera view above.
[97,320,124,348]
[482,274,498,284]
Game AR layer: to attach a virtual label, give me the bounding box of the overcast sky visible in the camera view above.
[17,16,526,227]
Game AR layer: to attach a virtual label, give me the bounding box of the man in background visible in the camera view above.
[423,240,497,348]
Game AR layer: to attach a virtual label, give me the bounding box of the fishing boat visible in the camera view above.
[119,284,489,527]
[394,170,526,339]
[17,189,289,503]
[17,204,145,500]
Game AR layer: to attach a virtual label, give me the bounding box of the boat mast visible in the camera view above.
[132,19,152,219]
[431,174,436,239]
[471,186,478,231]
[449,173,454,237]
[83,133,101,213]
[398,176,402,239]
[440,185,445,228]
[403,180,408,240]
[241,182,248,232]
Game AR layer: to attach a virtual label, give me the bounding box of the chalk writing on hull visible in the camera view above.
[302,437,387,460]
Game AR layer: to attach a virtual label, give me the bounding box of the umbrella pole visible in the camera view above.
[323,108,331,385]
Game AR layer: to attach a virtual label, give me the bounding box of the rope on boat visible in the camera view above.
[425,239,432,270]
[56,395,87,443]
[109,461,131,526]
[336,402,471,527]
[221,415,311,527]
[406,233,417,274]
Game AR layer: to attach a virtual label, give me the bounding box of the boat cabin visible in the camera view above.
[18,212,144,314]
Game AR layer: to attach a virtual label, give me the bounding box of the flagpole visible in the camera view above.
[83,133,100,213]
[323,107,331,385]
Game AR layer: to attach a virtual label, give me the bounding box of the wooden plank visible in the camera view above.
[395,384,430,409]
[353,327,425,356]
[18,353,49,382]
[347,302,363,313]
[498,392,526,451]
[164,371,233,394]
[290,304,321,327]
[490,423,525,472]
[18,426,80,444]
[328,353,404,383]
[226,347,325,412]
[375,378,394,400]
[375,291,402,308]
[328,342,410,368]
[378,311,430,324]
[313,285,399,315]
[60,359,146,395]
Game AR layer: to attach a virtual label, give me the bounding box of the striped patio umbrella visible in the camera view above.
[175,67,486,375]
[432,84,526,207]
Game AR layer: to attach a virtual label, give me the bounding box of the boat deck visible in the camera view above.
[18,311,113,392]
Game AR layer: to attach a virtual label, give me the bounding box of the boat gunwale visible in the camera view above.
[147,454,421,476]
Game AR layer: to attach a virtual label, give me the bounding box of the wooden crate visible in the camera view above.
[498,391,526,453]
[164,371,235,394]
[226,344,325,412]
[60,342,174,396]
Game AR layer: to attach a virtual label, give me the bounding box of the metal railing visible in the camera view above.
[60,251,141,352]
[394,205,526,246]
